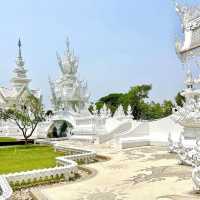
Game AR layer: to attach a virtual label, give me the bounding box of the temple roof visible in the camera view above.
[0,87,17,99]
[175,3,200,62]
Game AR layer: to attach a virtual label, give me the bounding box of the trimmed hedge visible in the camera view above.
[10,174,65,191]
[0,140,34,146]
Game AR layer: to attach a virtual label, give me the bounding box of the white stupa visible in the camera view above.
[0,39,41,109]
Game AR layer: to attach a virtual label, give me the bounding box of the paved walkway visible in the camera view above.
[38,141,200,200]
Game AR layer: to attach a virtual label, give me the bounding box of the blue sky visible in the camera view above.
[0,0,199,108]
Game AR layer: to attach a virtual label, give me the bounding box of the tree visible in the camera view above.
[162,100,174,117]
[123,84,152,119]
[175,92,185,107]
[99,93,123,106]
[0,94,45,144]
[91,84,176,120]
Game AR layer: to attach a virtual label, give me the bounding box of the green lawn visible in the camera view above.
[0,145,65,174]
[0,137,16,142]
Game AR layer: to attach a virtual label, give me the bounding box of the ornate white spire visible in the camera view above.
[66,37,70,55]
[56,37,79,75]
[10,39,31,91]
[50,38,90,112]
[16,38,25,68]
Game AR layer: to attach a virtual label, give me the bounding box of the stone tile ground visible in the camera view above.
[32,141,200,200]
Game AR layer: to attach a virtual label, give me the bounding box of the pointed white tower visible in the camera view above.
[10,39,31,91]
[49,38,90,113]
[0,39,41,110]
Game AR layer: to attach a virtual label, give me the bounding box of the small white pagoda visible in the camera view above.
[49,38,90,114]
[172,2,200,139]
[0,39,41,109]
[0,39,41,137]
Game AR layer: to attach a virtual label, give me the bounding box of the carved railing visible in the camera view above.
[55,145,96,165]
[168,133,183,153]
[168,134,197,166]
[0,176,12,200]
[97,120,132,143]
[0,144,96,199]
[5,164,77,184]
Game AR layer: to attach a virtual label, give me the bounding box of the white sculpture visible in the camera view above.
[191,139,200,192]
[113,104,126,120]
[176,137,200,166]
[100,104,107,118]
[92,104,98,116]
[49,38,90,113]
[126,105,133,119]
[168,132,183,153]
[107,108,112,118]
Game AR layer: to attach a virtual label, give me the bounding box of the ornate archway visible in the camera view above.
[47,120,73,138]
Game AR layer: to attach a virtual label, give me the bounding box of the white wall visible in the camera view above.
[119,116,183,143]
[149,116,183,142]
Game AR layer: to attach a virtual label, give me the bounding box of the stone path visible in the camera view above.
[36,141,200,200]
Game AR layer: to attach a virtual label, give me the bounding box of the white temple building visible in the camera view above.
[0,38,183,145]
[37,39,95,139]
[37,38,136,142]
[0,40,41,137]
[0,39,41,109]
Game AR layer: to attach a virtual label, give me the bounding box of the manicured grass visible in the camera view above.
[0,145,65,174]
[0,137,16,142]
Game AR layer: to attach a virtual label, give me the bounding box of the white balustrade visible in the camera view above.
[0,144,96,199]
[0,176,12,200]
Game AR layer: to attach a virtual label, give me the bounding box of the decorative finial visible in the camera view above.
[48,75,52,84]
[66,37,70,53]
[16,38,24,67]
[18,38,21,48]
[17,38,22,58]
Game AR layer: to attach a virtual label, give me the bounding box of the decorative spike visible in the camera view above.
[15,38,25,68]
[18,38,22,58]
[18,38,21,48]
[66,37,70,53]
[48,75,52,84]
[56,51,64,74]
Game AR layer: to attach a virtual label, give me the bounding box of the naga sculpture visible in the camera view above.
[176,137,200,166]
[168,132,183,153]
